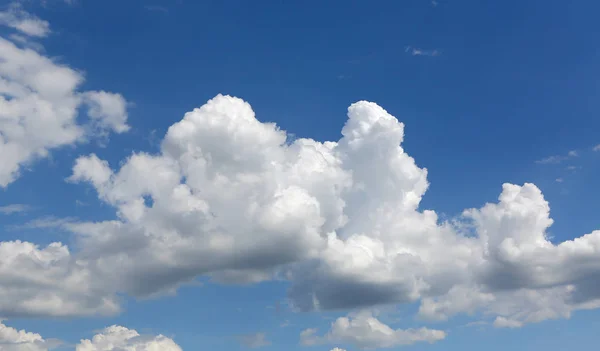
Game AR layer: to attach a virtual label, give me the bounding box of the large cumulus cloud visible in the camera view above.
[1,87,600,340]
[62,93,600,331]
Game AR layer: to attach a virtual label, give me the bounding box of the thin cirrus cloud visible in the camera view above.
[0,203,31,214]
[593,144,600,152]
[535,150,578,164]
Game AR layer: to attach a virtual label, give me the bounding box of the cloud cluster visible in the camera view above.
[1,91,600,342]
[2,5,600,349]
[0,321,53,351]
[0,31,129,187]
[0,322,181,351]
[301,311,445,349]
[60,94,600,331]
[0,240,120,318]
[76,325,182,351]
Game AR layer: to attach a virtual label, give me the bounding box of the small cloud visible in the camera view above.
[431,0,439,6]
[555,178,564,183]
[144,5,168,13]
[0,204,31,214]
[405,46,440,57]
[536,155,567,164]
[568,150,579,157]
[238,333,271,349]
[0,2,51,37]
[593,144,600,152]
[280,320,291,328]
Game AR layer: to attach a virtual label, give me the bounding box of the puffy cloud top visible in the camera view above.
[1,93,600,341]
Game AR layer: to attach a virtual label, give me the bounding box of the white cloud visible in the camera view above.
[0,322,180,351]
[405,46,440,57]
[61,94,600,330]
[76,325,182,351]
[0,19,129,187]
[0,320,61,350]
[593,144,600,152]
[0,204,30,214]
[300,311,445,349]
[555,178,563,183]
[2,93,600,331]
[0,3,50,37]
[0,240,120,318]
[82,91,130,134]
[238,333,271,349]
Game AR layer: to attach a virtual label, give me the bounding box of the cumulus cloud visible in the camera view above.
[3,93,600,330]
[0,240,120,318]
[0,320,61,350]
[76,325,182,351]
[0,322,180,351]
[0,19,129,187]
[60,94,600,330]
[300,311,445,349]
[0,3,50,37]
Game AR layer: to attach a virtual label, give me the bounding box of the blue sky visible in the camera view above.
[1,0,599,350]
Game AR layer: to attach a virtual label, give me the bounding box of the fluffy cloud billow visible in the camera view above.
[0,30,129,187]
[62,94,600,331]
[0,321,181,351]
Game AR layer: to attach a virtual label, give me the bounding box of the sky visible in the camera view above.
[0,0,600,350]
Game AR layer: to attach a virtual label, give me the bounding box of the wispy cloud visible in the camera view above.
[555,178,564,183]
[405,46,440,57]
[431,0,439,7]
[593,144,600,152]
[535,150,579,164]
[10,216,77,230]
[0,204,31,215]
[238,333,271,348]
[0,2,51,37]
